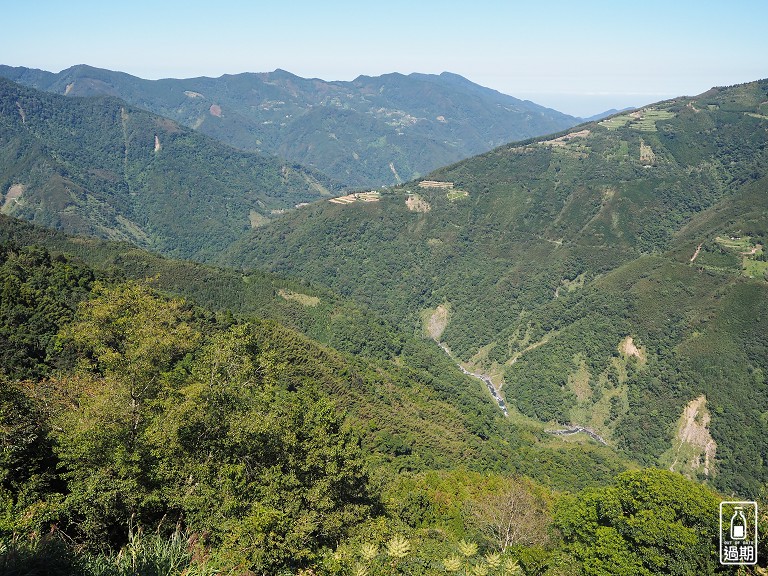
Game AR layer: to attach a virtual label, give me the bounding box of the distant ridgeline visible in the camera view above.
[226,79,768,495]
[0,64,580,188]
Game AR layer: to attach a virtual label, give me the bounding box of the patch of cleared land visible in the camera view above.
[209,104,222,117]
[537,130,591,159]
[329,195,357,205]
[539,129,590,147]
[2,184,25,210]
[619,335,646,364]
[715,235,768,278]
[600,114,632,129]
[422,304,449,341]
[744,255,768,279]
[328,191,381,205]
[716,235,756,253]
[661,395,716,478]
[184,91,205,99]
[418,180,454,189]
[632,109,675,131]
[446,189,469,201]
[249,210,270,228]
[406,193,431,213]
[600,109,675,131]
[278,289,320,307]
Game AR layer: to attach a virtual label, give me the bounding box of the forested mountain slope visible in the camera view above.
[0,78,338,260]
[0,64,580,187]
[0,214,629,485]
[226,80,768,495]
[0,218,749,576]
[0,214,650,572]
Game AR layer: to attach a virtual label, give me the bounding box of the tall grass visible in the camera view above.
[0,534,80,575]
[0,528,218,576]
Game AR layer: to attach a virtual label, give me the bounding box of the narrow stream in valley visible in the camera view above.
[439,343,508,416]
[438,342,607,445]
[544,425,607,445]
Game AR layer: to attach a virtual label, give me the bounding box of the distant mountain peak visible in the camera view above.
[581,107,636,122]
[268,68,302,79]
[435,71,479,86]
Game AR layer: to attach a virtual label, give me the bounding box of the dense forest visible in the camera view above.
[1,232,763,575]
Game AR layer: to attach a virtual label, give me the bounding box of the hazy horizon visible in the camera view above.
[2,0,767,117]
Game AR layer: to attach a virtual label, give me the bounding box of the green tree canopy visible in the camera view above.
[554,468,721,575]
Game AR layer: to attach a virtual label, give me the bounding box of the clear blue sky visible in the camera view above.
[2,0,767,117]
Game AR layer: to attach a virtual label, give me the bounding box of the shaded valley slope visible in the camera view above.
[0,78,338,260]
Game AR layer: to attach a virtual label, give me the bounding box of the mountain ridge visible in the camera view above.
[0,77,339,260]
[0,64,582,187]
[224,78,768,494]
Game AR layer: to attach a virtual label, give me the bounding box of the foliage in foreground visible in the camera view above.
[3,469,748,575]
[0,528,218,576]
[0,225,633,488]
[3,280,376,573]
[0,242,764,575]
